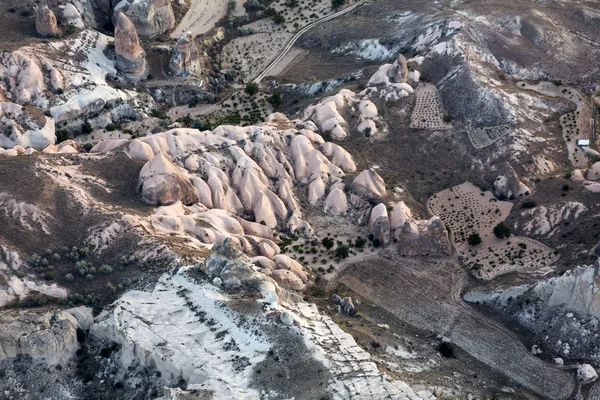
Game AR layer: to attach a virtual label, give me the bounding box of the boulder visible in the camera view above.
[0,308,81,365]
[577,364,598,382]
[494,162,530,199]
[36,0,58,37]
[114,12,146,78]
[169,31,200,77]
[114,0,175,38]
[280,311,294,325]
[340,297,356,316]
[204,238,255,288]
[139,152,199,206]
[352,169,386,198]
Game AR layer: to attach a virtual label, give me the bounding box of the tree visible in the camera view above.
[269,93,282,106]
[245,82,259,96]
[493,222,511,239]
[467,233,482,246]
[335,244,350,259]
[331,0,346,8]
[82,120,93,134]
[322,237,335,249]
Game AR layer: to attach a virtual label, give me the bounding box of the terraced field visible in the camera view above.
[338,253,576,400]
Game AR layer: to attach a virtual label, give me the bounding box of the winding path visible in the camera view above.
[253,0,368,83]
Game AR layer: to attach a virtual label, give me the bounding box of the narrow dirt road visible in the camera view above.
[253,0,368,83]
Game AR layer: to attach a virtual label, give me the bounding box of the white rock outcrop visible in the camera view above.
[578,364,598,382]
[352,169,386,198]
[63,4,85,28]
[91,268,434,399]
[0,102,55,149]
[0,308,83,365]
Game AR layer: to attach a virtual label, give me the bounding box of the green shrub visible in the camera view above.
[82,121,93,134]
[467,233,482,246]
[493,222,511,239]
[334,244,350,259]
[245,82,259,96]
[44,272,55,281]
[322,237,335,249]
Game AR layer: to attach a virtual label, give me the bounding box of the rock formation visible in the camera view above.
[139,152,199,206]
[365,201,452,254]
[0,308,85,365]
[387,53,408,83]
[578,364,598,382]
[369,203,391,246]
[205,238,256,287]
[169,31,200,77]
[63,4,85,29]
[114,0,175,38]
[352,169,387,198]
[494,162,530,199]
[36,0,58,37]
[204,238,310,292]
[114,12,146,78]
[386,201,452,255]
[0,102,56,149]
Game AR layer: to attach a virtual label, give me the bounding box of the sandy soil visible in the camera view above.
[171,0,229,38]
[221,33,293,82]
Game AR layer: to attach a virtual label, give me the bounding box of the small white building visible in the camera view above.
[577,139,590,147]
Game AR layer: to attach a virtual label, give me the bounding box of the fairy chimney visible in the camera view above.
[169,31,200,77]
[114,12,146,78]
[36,0,58,37]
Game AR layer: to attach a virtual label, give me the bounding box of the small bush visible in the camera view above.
[64,273,74,281]
[521,200,537,209]
[44,272,55,281]
[106,123,117,131]
[354,237,367,249]
[56,130,70,143]
[99,265,113,274]
[562,184,570,191]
